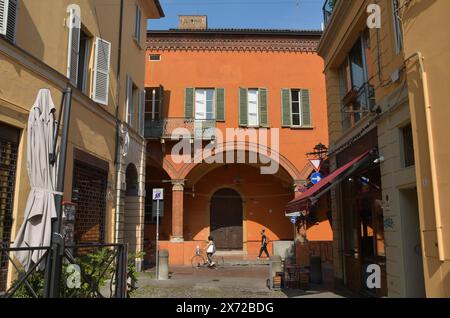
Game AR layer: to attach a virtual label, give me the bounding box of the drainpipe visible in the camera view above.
[405,52,445,261]
[114,0,124,244]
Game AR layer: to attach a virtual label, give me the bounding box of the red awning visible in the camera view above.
[285,151,371,214]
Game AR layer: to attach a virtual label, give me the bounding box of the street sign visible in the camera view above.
[311,172,323,185]
[153,188,164,281]
[290,216,297,224]
[153,188,164,201]
[308,159,322,172]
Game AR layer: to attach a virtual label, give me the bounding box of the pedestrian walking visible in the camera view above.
[257,229,270,259]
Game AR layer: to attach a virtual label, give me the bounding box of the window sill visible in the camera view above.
[239,125,271,129]
[283,126,314,130]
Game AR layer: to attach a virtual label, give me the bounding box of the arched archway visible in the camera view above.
[210,188,243,250]
[178,142,303,182]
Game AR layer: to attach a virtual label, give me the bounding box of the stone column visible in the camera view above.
[171,180,184,242]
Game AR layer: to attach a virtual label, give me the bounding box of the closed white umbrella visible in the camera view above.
[12,89,59,271]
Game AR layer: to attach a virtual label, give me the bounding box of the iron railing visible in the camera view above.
[145,118,216,140]
[0,242,128,298]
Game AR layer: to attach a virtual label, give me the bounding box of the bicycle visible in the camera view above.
[191,247,225,269]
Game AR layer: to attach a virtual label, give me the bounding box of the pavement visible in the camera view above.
[131,264,347,298]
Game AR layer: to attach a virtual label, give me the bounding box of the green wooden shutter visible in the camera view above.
[281,89,291,127]
[184,88,194,119]
[215,88,225,121]
[159,85,164,118]
[259,88,268,127]
[239,87,248,127]
[301,89,311,127]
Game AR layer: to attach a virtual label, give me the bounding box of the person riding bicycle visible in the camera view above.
[206,236,216,267]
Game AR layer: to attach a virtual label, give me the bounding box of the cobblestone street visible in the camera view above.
[131,265,346,298]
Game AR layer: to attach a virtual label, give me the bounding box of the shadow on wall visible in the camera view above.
[444,266,450,297]
[402,0,437,34]
[17,3,45,61]
[162,90,171,119]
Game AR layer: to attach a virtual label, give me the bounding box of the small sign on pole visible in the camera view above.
[311,172,323,185]
[308,159,322,172]
[153,189,163,280]
[153,188,164,201]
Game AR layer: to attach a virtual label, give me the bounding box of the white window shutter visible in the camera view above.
[0,0,6,36]
[92,37,111,105]
[138,89,145,135]
[0,0,19,43]
[66,4,81,86]
[126,76,134,127]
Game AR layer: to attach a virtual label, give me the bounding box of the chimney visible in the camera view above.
[178,15,208,30]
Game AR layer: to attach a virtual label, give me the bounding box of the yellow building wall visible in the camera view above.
[318,0,429,297]
[1,0,163,259]
[0,43,117,243]
[15,0,159,128]
[400,0,450,297]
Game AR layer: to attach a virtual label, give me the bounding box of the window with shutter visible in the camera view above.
[92,37,111,105]
[145,86,164,121]
[239,88,248,127]
[0,1,6,36]
[126,76,134,127]
[184,88,194,119]
[215,88,225,122]
[259,88,268,127]
[66,5,81,86]
[301,89,312,127]
[77,29,91,94]
[138,89,145,135]
[247,89,259,127]
[133,5,142,43]
[281,88,291,127]
[159,85,164,117]
[0,0,18,43]
[392,0,403,54]
[195,89,215,120]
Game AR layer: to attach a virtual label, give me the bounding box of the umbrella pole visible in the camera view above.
[45,87,72,298]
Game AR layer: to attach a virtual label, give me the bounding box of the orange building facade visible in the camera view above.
[143,25,331,265]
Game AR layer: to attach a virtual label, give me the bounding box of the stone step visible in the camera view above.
[222,259,271,266]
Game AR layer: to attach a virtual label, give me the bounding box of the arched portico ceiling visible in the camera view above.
[180,152,300,190]
[178,142,302,184]
[146,152,178,180]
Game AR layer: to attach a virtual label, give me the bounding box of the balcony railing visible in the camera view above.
[144,118,216,140]
[323,0,338,26]
[341,81,376,130]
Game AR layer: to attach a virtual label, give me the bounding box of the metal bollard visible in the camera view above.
[158,249,169,280]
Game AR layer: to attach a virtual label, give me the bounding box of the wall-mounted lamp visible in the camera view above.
[373,155,385,164]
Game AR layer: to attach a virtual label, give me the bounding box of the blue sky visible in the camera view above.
[148,0,324,30]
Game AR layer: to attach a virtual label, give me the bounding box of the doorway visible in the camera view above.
[72,161,107,244]
[342,165,387,296]
[400,188,425,297]
[210,188,243,250]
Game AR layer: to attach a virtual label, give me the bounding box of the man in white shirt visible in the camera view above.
[206,236,216,267]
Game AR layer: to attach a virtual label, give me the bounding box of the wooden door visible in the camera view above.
[210,189,243,250]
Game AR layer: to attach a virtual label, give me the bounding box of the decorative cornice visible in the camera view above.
[147,34,320,53]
